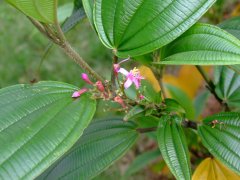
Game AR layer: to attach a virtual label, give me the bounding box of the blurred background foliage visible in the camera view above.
[1,0,240,179]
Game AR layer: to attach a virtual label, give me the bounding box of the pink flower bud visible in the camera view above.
[96,81,105,92]
[114,96,126,108]
[81,73,93,85]
[72,88,88,98]
[139,94,145,100]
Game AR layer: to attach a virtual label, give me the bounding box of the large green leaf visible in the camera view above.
[214,66,240,109]
[157,115,191,180]
[0,81,96,179]
[157,23,240,65]
[6,0,57,23]
[219,16,240,40]
[198,112,240,175]
[219,17,240,74]
[38,119,138,179]
[93,0,215,57]
[125,149,160,177]
[82,0,94,27]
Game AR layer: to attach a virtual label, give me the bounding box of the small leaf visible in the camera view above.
[198,112,240,175]
[93,0,215,57]
[166,84,195,119]
[0,81,96,179]
[157,23,240,65]
[38,119,139,179]
[157,115,191,180]
[193,158,240,180]
[214,66,240,109]
[125,149,160,177]
[6,0,56,23]
[124,105,145,121]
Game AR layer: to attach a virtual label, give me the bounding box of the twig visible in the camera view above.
[136,119,198,133]
[60,42,104,81]
[111,55,118,91]
[196,66,230,111]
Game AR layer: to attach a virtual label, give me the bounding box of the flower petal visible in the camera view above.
[118,68,129,76]
[124,78,133,89]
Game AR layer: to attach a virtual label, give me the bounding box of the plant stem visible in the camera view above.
[136,127,157,133]
[137,119,198,133]
[182,119,198,130]
[196,65,229,111]
[60,42,104,81]
[111,55,118,91]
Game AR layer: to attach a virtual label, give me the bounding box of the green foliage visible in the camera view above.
[38,119,138,179]
[125,149,161,177]
[82,0,94,27]
[214,66,240,109]
[93,0,215,57]
[0,81,96,179]
[6,0,56,23]
[157,115,191,180]
[198,112,240,175]
[158,23,240,65]
[166,84,195,119]
[219,17,240,73]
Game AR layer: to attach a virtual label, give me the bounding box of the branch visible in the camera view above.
[196,66,229,111]
[136,119,198,133]
[29,16,104,82]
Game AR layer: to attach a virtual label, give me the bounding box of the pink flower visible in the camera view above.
[95,81,105,92]
[72,88,88,98]
[118,67,144,89]
[81,73,93,85]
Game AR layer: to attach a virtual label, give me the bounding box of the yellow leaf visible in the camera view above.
[231,4,240,17]
[139,65,211,99]
[193,158,240,180]
[139,66,160,92]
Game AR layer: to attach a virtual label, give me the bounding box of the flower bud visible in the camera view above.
[81,73,93,85]
[114,96,126,108]
[72,88,88,98]
[96,81,105,92]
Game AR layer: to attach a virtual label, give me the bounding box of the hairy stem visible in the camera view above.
[60,42,104,81]
[137,119,198,133]
[196,66,229,111]
[111,55,118,91]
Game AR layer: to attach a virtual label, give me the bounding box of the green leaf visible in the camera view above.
[194,90,210,119]
[219,16,240,40]
[38,119,138,179]
[157,115,191,180]
[125,149,160,177]
[82,0,94,27]
[157,23,240,65]
[166,84,195,119]
[57,3,74,23]
[0,81,96,179]
[218,17,240,74]
[93,0,215,57]
[6,0,56,23]
[124,105,145,121]
[214,66,240,109]
[198,112,240,175]
[164,99,186,115]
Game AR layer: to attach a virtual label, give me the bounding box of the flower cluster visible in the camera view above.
[72,59,145,110]
[72,73,106,98]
